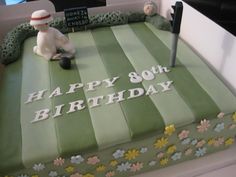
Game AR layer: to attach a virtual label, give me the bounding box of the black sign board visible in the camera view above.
[64,7,89,28]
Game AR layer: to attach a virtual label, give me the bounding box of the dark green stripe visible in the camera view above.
[91,27,165,138]
[0,60,24,174]
[130,23,220,121]
[49,60,98,156]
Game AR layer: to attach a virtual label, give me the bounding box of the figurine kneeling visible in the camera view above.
[30,10,76,60]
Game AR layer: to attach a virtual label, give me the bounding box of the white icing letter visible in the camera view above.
[151,65,170,74]
[128,72,143,83]
[106,90,126,105]
[103,76,120,88]
[141,70,155,81]
[25,89,47,104]
[87,81,101,91]
[31,109,50,123]
[146,85,159,95]
[53,104,65,118]
[49,87,63,98]
[157,81,173,92]
[127,88,144,99]
[88,96,104,108]
[66,83,84,94]
[67,100,85,113]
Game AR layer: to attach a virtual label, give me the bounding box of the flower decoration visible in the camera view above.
[160,158,168,166]
[217,112,225,119]
[32,175,39,177]
[110,160,118,167]
[148,160,156,166]
[87,156,100,165]
[105,171,115,177]
[164,124,175,136]
[96,165,106,172]
[196,140,206,148]
[197,119,210,133]
[70,173,83,177]
[82,173,94,177]
[214,137,224,147]
[184,148,193,156]
[33,163,45,171]
[65,166,75,173]
[130,162,143,172]
[157,152,164,159]
[195,147,207,157]
[171,152,182,161]
[140,147,148,153]
[229,124,236,130]
[54,157,65,166]
[181,138,191,145]
[124,149,140,160]
[208,139,215,146]
[178,130,190,140]
[225,138,234,146]
[154,137,168,149]
[17,175,29,177]
[191,139,198,145]
[117,162,131,172]
[48,171,58,177]
[70,155,84,164]
[112,149,125,159]
[166,145,176,154]
[214,122,225,132]
[232,112,236,122]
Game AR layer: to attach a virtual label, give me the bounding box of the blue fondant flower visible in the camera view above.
[140,147,148,153]
[33,163,45,171]
[148,160,156,166]
[49,171,58,177]
[214,122,225,132]
[171,152,182,161]
[70,155,84,164]
[17,175,29,177]
[113,149,125,159]
[117,162,131,172]
[181,138,191,145]
[195,147,207,157]
[191,139,198,146]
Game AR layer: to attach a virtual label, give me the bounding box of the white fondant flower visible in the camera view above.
[217,112,225,118]
[197,119,210,133]
[117,162,131,172]
[148,160,156,166]
[140,147,148,153]
[112,149,125,159]
[195,147,207,157]
[33,163,45,171]
[49,171,58,177]
[181,138,191,145]
[171,152,182,161]
[17,175,29,177]
[191,139,198,145]
[70,155,84,164]
[214,122,225,132]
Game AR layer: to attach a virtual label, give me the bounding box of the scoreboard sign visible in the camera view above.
[64,7,89,28]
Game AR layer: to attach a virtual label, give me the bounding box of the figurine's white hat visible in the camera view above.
[30,10,53,26]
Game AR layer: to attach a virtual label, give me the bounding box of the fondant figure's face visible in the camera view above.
[144,4,156,16]
[33,23,49,31]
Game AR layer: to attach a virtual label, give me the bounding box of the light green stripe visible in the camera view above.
[111,25,195,126]
[146,22,236,113]
[20,37,58,167]
[69,31,131,148]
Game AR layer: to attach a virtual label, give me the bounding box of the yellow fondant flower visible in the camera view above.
[166,145,176,154]
[110,160,118,167]
[208,139,215,146]
[124,149,140,160]
[65,166,75,173]
[225,138,234,146]
[164,124,175,136]
[83,173,94,177]
[154,137,168,149]
[232,112,236,122]
[32,175,39,177]
[96,165,106,172]
[160,158,168,166]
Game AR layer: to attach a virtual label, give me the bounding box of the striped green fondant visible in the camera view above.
[20,38,59,167]
[49,60,98,155]
[91,27,165,138]
[111,25,195,126]
[146,22,236,113]
[130,23,221,121]
[0,60,24,173]
[69,31,131,149]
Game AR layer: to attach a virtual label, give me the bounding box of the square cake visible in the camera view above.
[0,10,236,177]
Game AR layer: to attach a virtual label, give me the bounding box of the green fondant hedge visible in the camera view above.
[0,11,170,65]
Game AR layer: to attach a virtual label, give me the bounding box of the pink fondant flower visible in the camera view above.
[87,156,100,165]
[105,171,115,177]
[70,173,83,177]
[130,162,143,172]
[54,157,65,166]
[196,140,206,148]
[229,124,236,130]
[214,137,224,147]
[157,152,164,159]
[197,119,210,133]
[184,148,193,156]
[217,112,225,119]
[178,130,190,140]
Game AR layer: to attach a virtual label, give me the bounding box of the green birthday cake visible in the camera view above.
[0,11,236,177]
